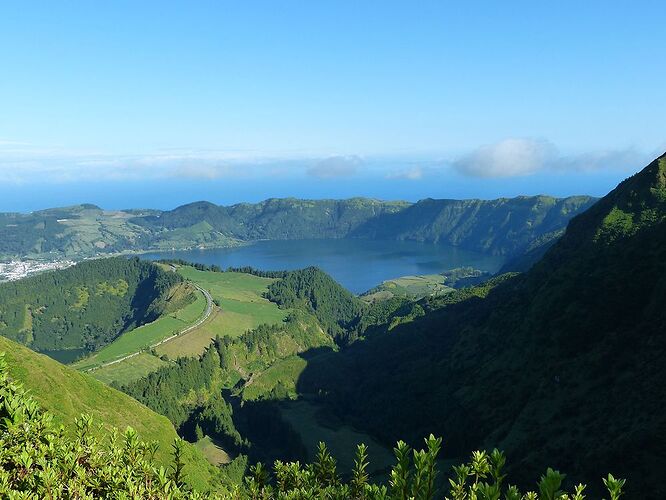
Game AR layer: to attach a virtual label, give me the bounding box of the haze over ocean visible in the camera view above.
[1,1,664,211]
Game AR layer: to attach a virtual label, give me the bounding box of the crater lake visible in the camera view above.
[141,239,505,294]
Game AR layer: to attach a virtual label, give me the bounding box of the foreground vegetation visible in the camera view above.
[1,350,625,498]
[0,336,218,491]
[0,352,212,498]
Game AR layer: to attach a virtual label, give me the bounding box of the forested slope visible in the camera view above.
[0,195,593,261]
[0,343,625,498]
[133,198,409,240]
[264,267,364,341]
[119,309,333,466]
[0,257,184,354]
[351,195,596,256]
[297,154,666,498]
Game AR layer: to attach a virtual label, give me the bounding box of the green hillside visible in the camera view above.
[351,195,596,256]
[0,195,594,262]
[132,198,409,240]
[264,266,364,341]
[0,257,184,356]
[156,267,288,358]
[73,284,204,371]
[0,335,218,492]
[0,343,624,499]
[296,154,666,498]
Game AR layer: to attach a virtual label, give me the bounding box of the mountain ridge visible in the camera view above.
[0,194,596,261]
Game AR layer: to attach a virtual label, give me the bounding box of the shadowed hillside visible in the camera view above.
[297,154,666,498]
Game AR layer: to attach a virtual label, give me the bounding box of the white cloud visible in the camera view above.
[386,166,423,180]
[306,156,361,179]
[453,138,555,178]
[453,138,648,178]
[0,139,655,184]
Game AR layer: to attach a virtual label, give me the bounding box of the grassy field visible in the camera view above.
[156,268,288,358]
[279,399,396,479]
[74,289,207,370]
[0,336,217,491]
[362,274,454,302]
[194,436,232,466]
[242,355,306,401]
[91,352,170,385]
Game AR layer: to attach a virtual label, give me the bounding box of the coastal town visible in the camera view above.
[0,260,75,282]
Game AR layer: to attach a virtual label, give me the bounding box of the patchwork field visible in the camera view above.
[74,288,207,370]
[362,273,454,302]
[82,266,291,384]
[156,268,289,358]
[90,352,170,385]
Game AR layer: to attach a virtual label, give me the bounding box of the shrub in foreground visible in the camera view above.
[243,438,626,500]
[0,352,625,499]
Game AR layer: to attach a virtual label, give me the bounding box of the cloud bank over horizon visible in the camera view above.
[306,156,362,179]
[0,137,656,186]
[452,138,654,179]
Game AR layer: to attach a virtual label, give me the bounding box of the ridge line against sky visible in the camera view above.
[0,1,664,210]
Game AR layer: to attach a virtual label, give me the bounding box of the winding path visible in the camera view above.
[85,283,213,371]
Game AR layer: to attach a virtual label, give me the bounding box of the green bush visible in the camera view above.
[0,351,625,499]
[0,351,211,498]
[243,437,626,500]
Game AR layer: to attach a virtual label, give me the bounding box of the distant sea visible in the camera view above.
[141,239,504,294]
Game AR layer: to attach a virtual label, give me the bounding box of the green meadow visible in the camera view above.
[194,435,232,466]
[74,289,207,370]
[241,354,306,401]
[156,268,289,358]
[90,352,170,385]
[362,273,454,302]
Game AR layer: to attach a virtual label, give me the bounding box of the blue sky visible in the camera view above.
[0,1,665,211]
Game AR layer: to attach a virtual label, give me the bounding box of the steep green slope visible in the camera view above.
[119,309,333,466]
[351,195,596,256]
[265,267,364,341]
[0,257,183,356]
[133,198,409,240]
[0,335,218,491]
[0,195,593,261]
[0,346,624,499]
[298,155,666,498]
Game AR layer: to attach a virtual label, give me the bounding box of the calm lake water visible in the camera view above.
[141,239,504,294]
